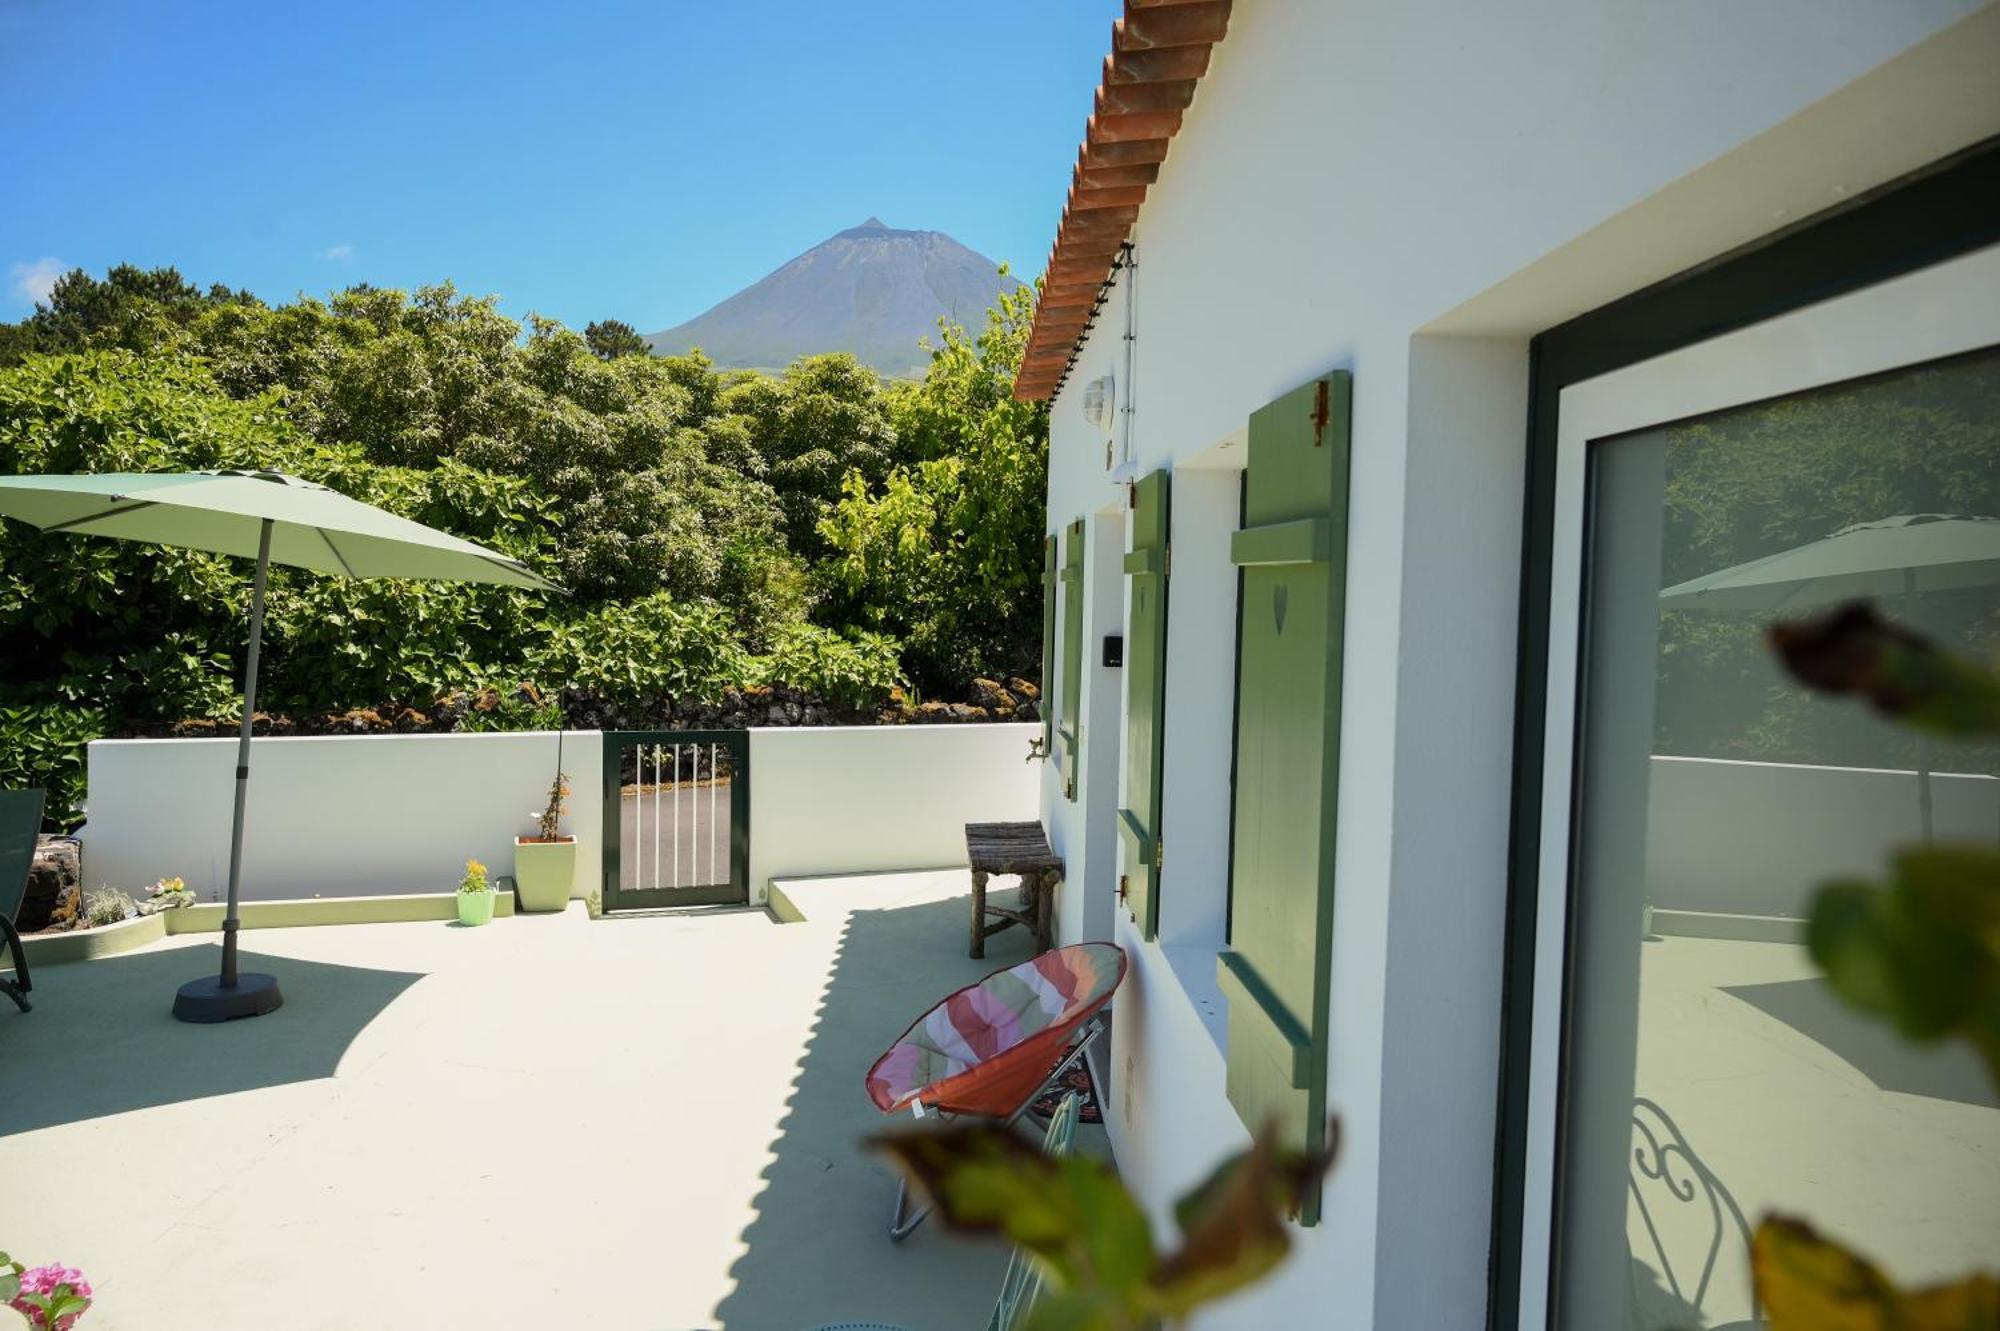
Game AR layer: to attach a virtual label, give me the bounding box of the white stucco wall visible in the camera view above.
[82,724,1044,911]
[1036,2,1999,1328]
[83,731,604,903]
[747,723,1041,902]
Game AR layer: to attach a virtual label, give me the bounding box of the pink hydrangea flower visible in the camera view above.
[10,1263,92,1330]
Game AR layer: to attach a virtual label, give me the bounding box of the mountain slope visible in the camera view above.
[646,219,1021,377]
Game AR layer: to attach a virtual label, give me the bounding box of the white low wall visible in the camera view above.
[83,732,603,904]
[748,723,1041,902]
[80,724,1043,910]
[1647,755,2000,918]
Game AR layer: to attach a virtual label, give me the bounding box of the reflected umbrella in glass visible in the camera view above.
[1660,513,2000,841]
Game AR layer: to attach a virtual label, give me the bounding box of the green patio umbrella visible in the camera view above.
[0,469,560,1022]
[1660,513,2000,841]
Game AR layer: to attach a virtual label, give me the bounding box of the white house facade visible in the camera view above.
[1017,2,2000,1328]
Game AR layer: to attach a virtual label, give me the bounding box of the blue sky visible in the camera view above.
[0,0,1115,330]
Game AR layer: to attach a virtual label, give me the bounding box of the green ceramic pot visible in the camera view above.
[457,887,496,927]
[513,837,578,912]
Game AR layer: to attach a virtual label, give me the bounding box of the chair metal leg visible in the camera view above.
[1,917,31,1013]
[889,1021,1107,1246]
[888,1175,933,1242]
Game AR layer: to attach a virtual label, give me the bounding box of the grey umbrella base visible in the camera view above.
[173,970,283,1022]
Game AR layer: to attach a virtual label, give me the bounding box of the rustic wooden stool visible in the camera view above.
[965,820,1064,959]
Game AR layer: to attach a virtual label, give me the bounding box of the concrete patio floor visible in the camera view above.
[0,870,1099,1330]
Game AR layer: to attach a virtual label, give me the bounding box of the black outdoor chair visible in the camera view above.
[0,788,48,1014]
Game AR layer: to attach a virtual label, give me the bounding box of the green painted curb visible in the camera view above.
[10,889,542,970]
[18,911,166,965]
[165,889,519,934]
[766,881,807,924]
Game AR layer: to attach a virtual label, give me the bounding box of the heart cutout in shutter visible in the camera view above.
[1273,583,1289,635]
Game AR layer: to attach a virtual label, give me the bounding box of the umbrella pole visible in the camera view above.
[1904,569,1936,845]
[173,519,285,1022]
[1916,736,1935,845]
[221,521,272,985]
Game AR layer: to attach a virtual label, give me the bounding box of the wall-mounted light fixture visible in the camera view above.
[1080,373,1116,432]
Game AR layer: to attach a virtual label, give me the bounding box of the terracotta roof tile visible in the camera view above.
[1015,0,1232,401]
[1069,183,1152,210]
[1116,2,1230,50]
[1074,161,1161,188]
[1081,138,1172,168]
[1105,45,1213,84]
[1097,78,1198,115]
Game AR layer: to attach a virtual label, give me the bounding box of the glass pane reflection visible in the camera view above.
[1559,346,2000,1329]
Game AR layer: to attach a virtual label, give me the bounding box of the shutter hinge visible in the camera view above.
[1163,545,1171,576]
[1311,378,1331,448]
[1154,836,1164,871]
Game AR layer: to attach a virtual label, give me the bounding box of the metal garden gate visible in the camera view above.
[600,730,749,910]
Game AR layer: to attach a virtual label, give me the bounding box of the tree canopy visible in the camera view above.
[0,264,1051,825]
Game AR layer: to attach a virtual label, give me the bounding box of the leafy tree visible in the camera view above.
[754,622,904,710]
[584,319,651,360]
[0,351,561,822]
[0,263,255,366]
[529,592,752,710]
[720,353,901,556]
[180,286,806,617]
[0,264,1053,825]
[818,283,1049,691]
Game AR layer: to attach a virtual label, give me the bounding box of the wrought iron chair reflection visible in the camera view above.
[1627,1096,1763,1329]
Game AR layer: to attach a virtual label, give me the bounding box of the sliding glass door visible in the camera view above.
[1519,243,2000,1329]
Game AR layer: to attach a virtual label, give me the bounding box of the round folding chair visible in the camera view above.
[864,941,1126,1240]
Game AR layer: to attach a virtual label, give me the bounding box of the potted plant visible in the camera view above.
[456,858,495,927]
[514,733,576,913]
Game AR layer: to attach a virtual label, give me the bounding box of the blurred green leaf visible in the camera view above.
[1021,1289,1137,1331]
[1151,1119,1342,1319]
[1755,1215,2000,1330]
[1808,846,2000,1086]
[874,1114,1341,1326]
[871,1121,1155,1297]
[1770,602,2000,738]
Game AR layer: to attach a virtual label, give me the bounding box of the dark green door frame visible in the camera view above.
[601,729,751,911]
[1488,137,2000,1331]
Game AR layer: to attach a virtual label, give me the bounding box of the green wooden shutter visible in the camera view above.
[1218,371,1350,1227]
[1119,469,1170,939]
[1039,534,1058,755]
[1058,518,1086,801]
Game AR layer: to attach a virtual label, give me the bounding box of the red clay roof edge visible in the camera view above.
[1013,0,1232,401]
